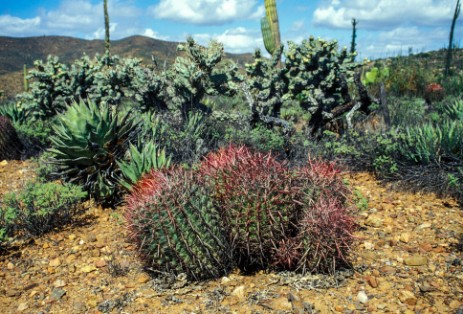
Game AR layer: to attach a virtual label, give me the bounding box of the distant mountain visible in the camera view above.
[0,35,254,98]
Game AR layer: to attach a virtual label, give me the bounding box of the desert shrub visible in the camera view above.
[225,123,288,154]
[138,110,226,165]
[385,56,437,98]
[125,167,232,280]
[49,99,137,206]
[1,182,87,238]
[0,116,24,160]
[387,97,429,127]
[400,121,463,164]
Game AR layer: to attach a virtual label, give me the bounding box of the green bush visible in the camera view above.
[1,182,87,239]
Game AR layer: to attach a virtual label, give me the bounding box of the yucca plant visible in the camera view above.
[49,99,136,206]
[0,116,23,160]
[125,167,232,280]
[117,141,171,191]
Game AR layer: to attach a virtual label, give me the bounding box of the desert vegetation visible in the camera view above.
[0,0,462,312]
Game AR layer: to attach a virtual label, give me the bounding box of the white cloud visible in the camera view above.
[92,23,118,40]
[361,26,449,58]
[150,0,262,25]
[143,28,170,41]
[193,27,262,53]
[0,15,41,35]
[313,0,455,30]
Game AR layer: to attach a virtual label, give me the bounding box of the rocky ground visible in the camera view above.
[0,160,462,314]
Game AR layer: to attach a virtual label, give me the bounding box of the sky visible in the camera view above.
[0,0,461,60]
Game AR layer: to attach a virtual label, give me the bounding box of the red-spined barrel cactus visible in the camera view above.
[125,167,232,281]
[0,116,23,160]
[291,160,356,274]
[201,145,299,271]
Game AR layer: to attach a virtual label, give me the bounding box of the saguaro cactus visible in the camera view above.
[445,0,461,77]
[350,18,358,61]
[104,0,111,64]
[260,0,281,56]
[23,64,28,92]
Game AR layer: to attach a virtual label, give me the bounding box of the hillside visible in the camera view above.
[0,35,253,98]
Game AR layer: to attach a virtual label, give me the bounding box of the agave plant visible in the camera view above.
[117,141,171,191]
[125,167,232,280]
[49,99,136,206]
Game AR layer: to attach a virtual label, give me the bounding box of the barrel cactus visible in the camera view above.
[291,161,356,273]
[125,167,232,280]
[49,99,136,206]
[0,116,23,160]
[200,145,298,271]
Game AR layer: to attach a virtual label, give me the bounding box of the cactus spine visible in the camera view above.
[260,0,281,56]
[445,0,461,77]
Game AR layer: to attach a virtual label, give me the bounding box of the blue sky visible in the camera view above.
[0,0,460,59]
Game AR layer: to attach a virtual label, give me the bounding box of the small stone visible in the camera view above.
[7,262,14,270]
[221,276,231,285]
[66,254,76,263]
[365,215,383,227]
[53,279,66,288]
[136,273,151,284]
[95,259,107,268]
[23,283,39,291]
[87,234,97,242]
[399,232,411,243]
[399,290,417,306]
[81,265,97,273]
[231,285,246,299]
[404,255,428,266]
[366,276,379,288]
[419,243,433,252]
[363,241,375,250]
[449,300,461,310]
[357,291,369,304]
[68,234,76,241]
[49,258,61,267]
[334,305,345,312]
[50,288,66,301]
[379,265,396,274]
[16,302,28,312]
[42,242,50,249]
[73,301,87,312]
[0,160,8,166]
[6,289,21,297]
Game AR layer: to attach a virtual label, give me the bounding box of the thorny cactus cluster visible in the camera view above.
[125,145,356,280]
[125,167,232,280]
[0,116,23,160]
[284,37,359,135]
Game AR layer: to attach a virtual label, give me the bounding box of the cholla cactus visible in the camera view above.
[165,37,235,115]
[284,37,359,135]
